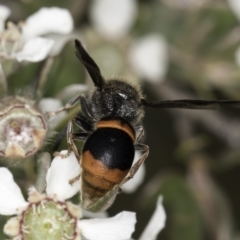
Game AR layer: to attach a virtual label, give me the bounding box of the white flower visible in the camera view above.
[235,45,240,67]
[139,196,166,240]
[22,7,75,57]
[228,1,240,68]
[227,0,240,21]
[22,7,73,39]
[15,37,54,62]
[129,34,168,83]
[0,5,10,32]
[0,168,28,215]
[0,151,136,240]
[0,5,74,62]
[80,211,136,240]
[0,151,80,214]
[90,0,137,40]
[45,151,80,200]
[89,0,169,83]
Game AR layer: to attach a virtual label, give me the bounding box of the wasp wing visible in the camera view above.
[75,39,105,89]
[141,99,240,109]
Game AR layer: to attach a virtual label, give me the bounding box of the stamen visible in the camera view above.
[32,204,36,215]
[21,224,30,234]
[63,233,75,240]
[57,204,66,210]
[37,204,42,214]
[68,218,75,224]
[58,213,69,221]
[41,200,47,209]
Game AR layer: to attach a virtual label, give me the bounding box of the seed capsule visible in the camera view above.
[0,96,47,159]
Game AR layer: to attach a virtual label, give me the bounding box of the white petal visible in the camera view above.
[22,7,73,39]
[235,45,240,67]
[82,209,108,219]
[227,0,240,21]
[79,211,136,240]
[0,5,10,32]
[46,33,75,56]
[55,84,89,102]
[0,168,28,215]
[90,0,137,40]
[129,34,168,83]
[122,151,145,193]
[38,98,67,127]
[46,150,81,201]
[16,37,54,62]
[139,196,166,240]
[39,98,63,112]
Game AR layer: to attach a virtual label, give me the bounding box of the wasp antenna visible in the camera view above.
[141,99,240,110]
[75,39,105,89]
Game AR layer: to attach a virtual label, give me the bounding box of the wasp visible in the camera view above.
[50,39,240,212]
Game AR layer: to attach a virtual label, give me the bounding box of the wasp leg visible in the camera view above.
[45,95,83,118]
[46,94,94,119]
[80,95,95,120]
[54,118,77,158]
[67,132,92,185]
[135,125,144,142]
[66,117,91,157]
[69,174,81,185]
[55,117,90,158]
[120,142,149,186]
[52,116,91,152]
[72,116,92,132]
[52,126,67,152]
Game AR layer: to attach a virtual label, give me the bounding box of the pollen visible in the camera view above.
[0,96,47,159]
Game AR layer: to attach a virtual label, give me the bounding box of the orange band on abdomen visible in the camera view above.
[96,119,135,142]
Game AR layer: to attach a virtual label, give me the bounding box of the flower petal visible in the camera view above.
[38,98,67,128]
[55,84,89,102]
[46,33,75,56]
[122,151,145,193]
[129,34,168,83]
[16,37,54,62]
[90,0,137,40]
[235,45,240,67]
[82,209,108,219]
[227,0,240,21]
[46,150,81,201]
[0,5,10,32]
[79,211,136,240]
[139,196,166,240]
[22,7,73,39]
[0,168,28,215]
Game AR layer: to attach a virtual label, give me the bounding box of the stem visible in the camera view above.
[37,57,54,96]
[0,62,7,96]
[35,152,51,193]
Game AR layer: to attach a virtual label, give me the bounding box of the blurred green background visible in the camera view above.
[1,0,240,239]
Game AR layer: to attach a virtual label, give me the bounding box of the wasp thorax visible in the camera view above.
[0,96,47,159]
[91,79,144,125]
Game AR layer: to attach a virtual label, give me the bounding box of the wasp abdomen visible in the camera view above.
[81,119,135,209]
